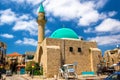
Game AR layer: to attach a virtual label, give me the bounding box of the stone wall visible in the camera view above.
[104,48,120,70]
[47,48,61,77]
[40,38,102,77]
[40,39,47,76]
[90,48,102,72]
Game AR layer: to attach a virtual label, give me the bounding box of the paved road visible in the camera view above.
[2,74,107,80]
[5,75,28,80]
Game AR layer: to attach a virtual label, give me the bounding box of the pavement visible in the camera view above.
[21,74,107,80]
[21,74,55,80]
[21,74,41,80]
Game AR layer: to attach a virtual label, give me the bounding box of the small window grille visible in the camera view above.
[78,48,81,52]
[69,47,73,52]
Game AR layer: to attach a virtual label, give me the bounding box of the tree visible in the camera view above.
[25,61,43,75]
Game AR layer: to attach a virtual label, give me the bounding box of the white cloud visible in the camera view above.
[108,11,117,17]
[11,0,24,3]
[99,12,108,20]
[99,11,117,20]
[95,0,108,9]
[44,0,108,26]
[0,9,17,25]
[44,26,51,36]
[0,9,32,24]
[15,40,22,44]
[25,0,41,5]
[83,11,118,33]
[0,9,38,36]
[45,29,51,35]
[15,37,37,46]
[6,0,111,27]
[45,0,80,20]
[11,0,42,5]
[4,0,110,27]
[47,17,55,22]
[78,10,99,26]
[19,14,30,20]
[95,18,120,33]
[84,28,94,33]
[0,34,14,38]
[13,20,38,35]
[88,34,120,45]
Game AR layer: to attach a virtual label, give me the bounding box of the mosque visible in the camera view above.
[34,3,103,77]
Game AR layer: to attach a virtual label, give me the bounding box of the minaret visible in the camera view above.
[37,3,46,44]
[34,3,46,63]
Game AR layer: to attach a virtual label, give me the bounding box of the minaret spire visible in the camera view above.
[38,2,45,13]
[34,2,46,63]
[37,2,46,44]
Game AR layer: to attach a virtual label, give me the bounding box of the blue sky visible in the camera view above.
[0,0,120,55]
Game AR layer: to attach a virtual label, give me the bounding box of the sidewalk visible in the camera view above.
[21,74,57,80]
[21,74,107,80]
[21,74,41,80]
[78,75,107,80]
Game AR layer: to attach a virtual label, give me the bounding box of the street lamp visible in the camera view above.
[32,64,34,78]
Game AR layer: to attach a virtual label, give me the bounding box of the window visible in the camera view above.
[111,53,114,54]
[69,47,73,52]
[78,48,81,52]
[27,55,34,59]
[98,55,100,58]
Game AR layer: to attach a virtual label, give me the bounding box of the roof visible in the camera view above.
[7,52,22,57]
[90,48,101,51]
[17,64,25,67]
[50,28,79,39]
[38,3,44,13]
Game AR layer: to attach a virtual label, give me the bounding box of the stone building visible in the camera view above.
[6,52,25,68]
[0,41,7,68]
[6,52,23,64]
[34,3,102,77]
[103,47,120,70]
[6,52,25,73]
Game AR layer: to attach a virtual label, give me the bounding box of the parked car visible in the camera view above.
[104,72,120,80]
[6,70,12,76]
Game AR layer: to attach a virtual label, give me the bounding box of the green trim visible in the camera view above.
[39,3,44,13]
[82,71,95,76]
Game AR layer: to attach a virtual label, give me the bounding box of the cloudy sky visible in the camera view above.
[0,0,120,54]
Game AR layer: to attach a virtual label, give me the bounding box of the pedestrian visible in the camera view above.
[30,71,32,76]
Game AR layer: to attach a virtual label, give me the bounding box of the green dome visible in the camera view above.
[50,28,79,39]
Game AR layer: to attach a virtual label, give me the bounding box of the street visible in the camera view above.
[3,75,29,80]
